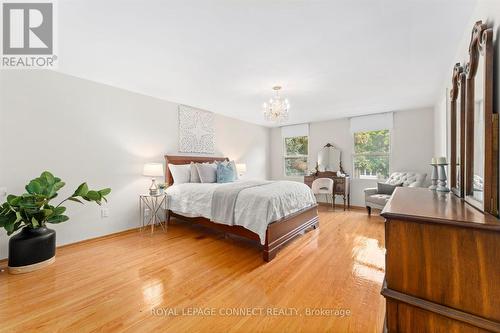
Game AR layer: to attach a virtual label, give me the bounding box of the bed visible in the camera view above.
[165,155,319,262]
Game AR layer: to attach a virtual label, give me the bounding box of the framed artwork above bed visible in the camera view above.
[178,105,215,154]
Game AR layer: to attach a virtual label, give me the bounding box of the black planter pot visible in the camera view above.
[8,226,56,273]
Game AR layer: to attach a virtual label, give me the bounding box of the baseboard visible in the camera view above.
[57,227,141,250]
[316,202,366,211]
[0,226,141,265]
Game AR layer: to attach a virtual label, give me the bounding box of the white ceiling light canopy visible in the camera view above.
[263,86,290,123]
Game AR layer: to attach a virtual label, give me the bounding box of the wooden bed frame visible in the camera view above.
[165,155,319,262]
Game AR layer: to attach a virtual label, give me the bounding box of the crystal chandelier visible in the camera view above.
[262,86,290,123]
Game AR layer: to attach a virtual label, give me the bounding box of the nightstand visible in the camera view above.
[139,193,168,234]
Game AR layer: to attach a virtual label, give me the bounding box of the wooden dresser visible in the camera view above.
[381,187,500,332]
[304,171,350,210]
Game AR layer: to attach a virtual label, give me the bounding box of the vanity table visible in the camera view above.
[304,143,351,210]
[304,172,350,210]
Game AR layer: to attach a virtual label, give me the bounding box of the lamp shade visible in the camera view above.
[236,163,247,175]
[143,163,164,177]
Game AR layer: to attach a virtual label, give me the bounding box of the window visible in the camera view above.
[284,136,308,176]
[353,129,390,179]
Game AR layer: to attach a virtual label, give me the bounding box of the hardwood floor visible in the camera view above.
[0,207,386,332]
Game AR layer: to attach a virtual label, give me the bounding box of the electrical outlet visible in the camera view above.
[0,187,6,199]
[101,208,109,218]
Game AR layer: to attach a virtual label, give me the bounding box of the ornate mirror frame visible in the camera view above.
[450,63,466,197]
[317,143,344,173]
[464,21,498,215]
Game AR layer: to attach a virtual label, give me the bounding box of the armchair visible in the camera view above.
[364,171,427,215]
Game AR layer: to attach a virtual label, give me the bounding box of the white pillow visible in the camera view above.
[190,162,201,183]
[230,160,238,180]
[168,164,191,184]
[196,162,218,183]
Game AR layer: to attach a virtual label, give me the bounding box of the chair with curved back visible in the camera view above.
[312,178,334,210]
[364,171,427,215]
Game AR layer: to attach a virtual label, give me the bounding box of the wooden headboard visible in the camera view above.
[164,155,229,185]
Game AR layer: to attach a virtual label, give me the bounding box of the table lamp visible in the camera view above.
[236,163,247,177]
[143,163,164,195]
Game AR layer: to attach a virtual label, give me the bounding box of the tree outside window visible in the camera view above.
[284,136,308,176]
[353,130,390,179]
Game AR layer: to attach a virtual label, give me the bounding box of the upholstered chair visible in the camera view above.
[364,172,427,215]
[312,178,334,209]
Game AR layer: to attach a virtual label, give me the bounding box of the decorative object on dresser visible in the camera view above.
[428,158,438,191]
[464,21,498,216]
[435,156,450,192]
[364,171,426,215]
[165,155,319,262]
[381,187,500,332]
[143,163,164,195]
[0,171,111,274]
[178,105,215,154]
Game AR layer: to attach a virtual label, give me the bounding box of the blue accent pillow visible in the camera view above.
[217,162,236,183]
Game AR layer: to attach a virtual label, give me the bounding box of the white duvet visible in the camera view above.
[166,180,316,244]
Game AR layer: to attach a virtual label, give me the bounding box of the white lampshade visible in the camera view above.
[143,163,164,177]
[236,163,247,175]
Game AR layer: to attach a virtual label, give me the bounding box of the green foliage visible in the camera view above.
[353,130,390,178]
[284,136,308,176]
[285,157,308,176]
[354,130,390,154]
[0,171,111,236]
[284,136,308,156]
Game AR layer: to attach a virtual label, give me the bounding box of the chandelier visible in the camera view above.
[262,86,290,123]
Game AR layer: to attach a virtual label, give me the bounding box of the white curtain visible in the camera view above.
[349,112,393,133]
[281,123,309,138]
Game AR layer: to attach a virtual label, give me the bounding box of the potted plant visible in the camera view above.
[158,182,167,194]
[0,171,111,274]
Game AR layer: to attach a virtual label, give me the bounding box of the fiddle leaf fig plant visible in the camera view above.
[0,171,111,236]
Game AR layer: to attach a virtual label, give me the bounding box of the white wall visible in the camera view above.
[434,0,500,158]
[270,108,434,206]
[434,92,449,158]
[0,70,270,259]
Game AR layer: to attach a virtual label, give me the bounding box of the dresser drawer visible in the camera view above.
[385,218,500,322]
[334,180,345,193]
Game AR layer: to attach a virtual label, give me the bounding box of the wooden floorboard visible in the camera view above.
[0,207,386,333]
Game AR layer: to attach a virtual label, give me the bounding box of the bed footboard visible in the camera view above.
[263,204,319,262]
[168,204,319,262]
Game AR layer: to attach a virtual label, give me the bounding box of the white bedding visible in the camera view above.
[166,180,316,244]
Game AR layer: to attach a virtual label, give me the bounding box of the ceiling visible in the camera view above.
[56,0,477,127]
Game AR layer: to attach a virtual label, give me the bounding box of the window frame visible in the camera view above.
[283,135,309,177]
[352,129,391,180]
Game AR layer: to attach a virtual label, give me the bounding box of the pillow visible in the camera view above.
[168,164,191,184]
[217,162,236,183]
[230,160,239,180]
[196,162,218,183]
[190,162,201,183]
[377,182,403,195]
